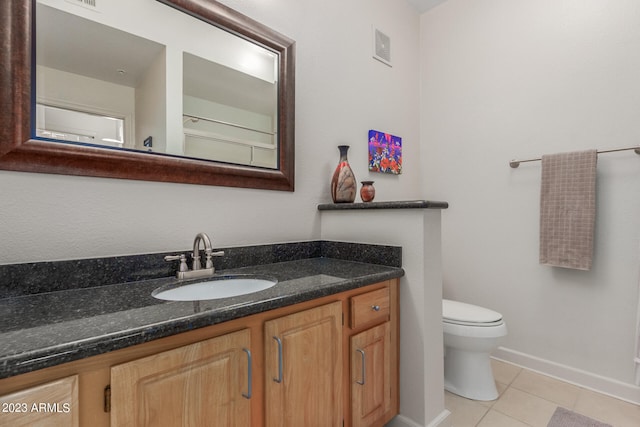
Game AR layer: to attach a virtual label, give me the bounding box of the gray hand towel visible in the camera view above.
[539,149,597,270]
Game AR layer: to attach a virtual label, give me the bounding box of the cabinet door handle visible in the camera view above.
[372,305,380,311]
[273,336,283,383]
[242,348,252,399]
[356,349,366,385]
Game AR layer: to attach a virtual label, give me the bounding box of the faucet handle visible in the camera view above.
[164,254,188,272]
[204,250,224,269]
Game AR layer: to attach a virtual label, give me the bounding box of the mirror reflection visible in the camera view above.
[35,0,279,169]
[35,105,125,147]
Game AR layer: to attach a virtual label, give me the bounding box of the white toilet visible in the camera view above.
[442,299,507,401]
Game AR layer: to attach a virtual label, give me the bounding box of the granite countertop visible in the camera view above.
[0,257,404,379]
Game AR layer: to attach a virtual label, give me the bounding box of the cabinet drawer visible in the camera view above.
[350,287,390,328]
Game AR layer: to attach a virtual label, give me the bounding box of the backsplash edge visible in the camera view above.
[0,240,401,298]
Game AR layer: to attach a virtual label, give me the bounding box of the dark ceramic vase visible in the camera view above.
[331,145,356,203]
[360,181,375,202]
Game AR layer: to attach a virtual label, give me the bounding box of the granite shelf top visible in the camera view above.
[0,257,403,379]
[317,199,449,210]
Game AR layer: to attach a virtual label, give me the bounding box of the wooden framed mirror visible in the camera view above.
[0,0,295,191]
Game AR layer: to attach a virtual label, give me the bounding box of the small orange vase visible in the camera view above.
[360,181,375,202]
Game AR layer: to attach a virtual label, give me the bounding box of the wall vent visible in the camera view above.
[373,27,392,67]
[65,0,98,11]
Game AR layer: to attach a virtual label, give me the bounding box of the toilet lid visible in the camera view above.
[443,299,503,325]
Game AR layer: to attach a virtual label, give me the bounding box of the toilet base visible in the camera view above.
[444,347,498,401]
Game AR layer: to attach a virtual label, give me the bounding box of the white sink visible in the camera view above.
[152,275,277,301]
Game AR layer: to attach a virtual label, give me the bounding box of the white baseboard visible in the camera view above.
[385,414,423,427]
[426,409,452,427]
[493,347,640,405]
[385,410,451,427]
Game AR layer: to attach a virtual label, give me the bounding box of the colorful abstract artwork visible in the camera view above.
[368,130,402,175]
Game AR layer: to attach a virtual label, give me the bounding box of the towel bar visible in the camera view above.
[509,145,640,168]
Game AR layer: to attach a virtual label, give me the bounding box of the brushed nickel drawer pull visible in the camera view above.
[372,305,380,311]
[242,348,252,399]
[273,336,283,383]
[356,349,366,385]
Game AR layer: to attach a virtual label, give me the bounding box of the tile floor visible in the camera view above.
[444,359,640,427]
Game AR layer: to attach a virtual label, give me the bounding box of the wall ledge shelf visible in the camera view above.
[317,200,449,211]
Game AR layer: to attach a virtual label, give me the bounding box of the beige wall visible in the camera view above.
[420,0,640,402]
[0,0,422,264]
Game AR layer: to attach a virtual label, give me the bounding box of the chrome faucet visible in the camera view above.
[165,232,224,279]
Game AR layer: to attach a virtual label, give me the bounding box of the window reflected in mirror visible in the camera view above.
[36,104,125,147]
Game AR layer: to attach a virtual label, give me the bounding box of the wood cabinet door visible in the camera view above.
[264,301,342,427]
[110,329,251,427]
[351,322,391,427]
[0,375,78,427]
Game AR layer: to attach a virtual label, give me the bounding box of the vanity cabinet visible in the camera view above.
[348,287,396,427]
[110,329,251,427]
[264,302,342,427]
[351,323,391,427]
[0,279,398,427]
[0,375,79,427]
